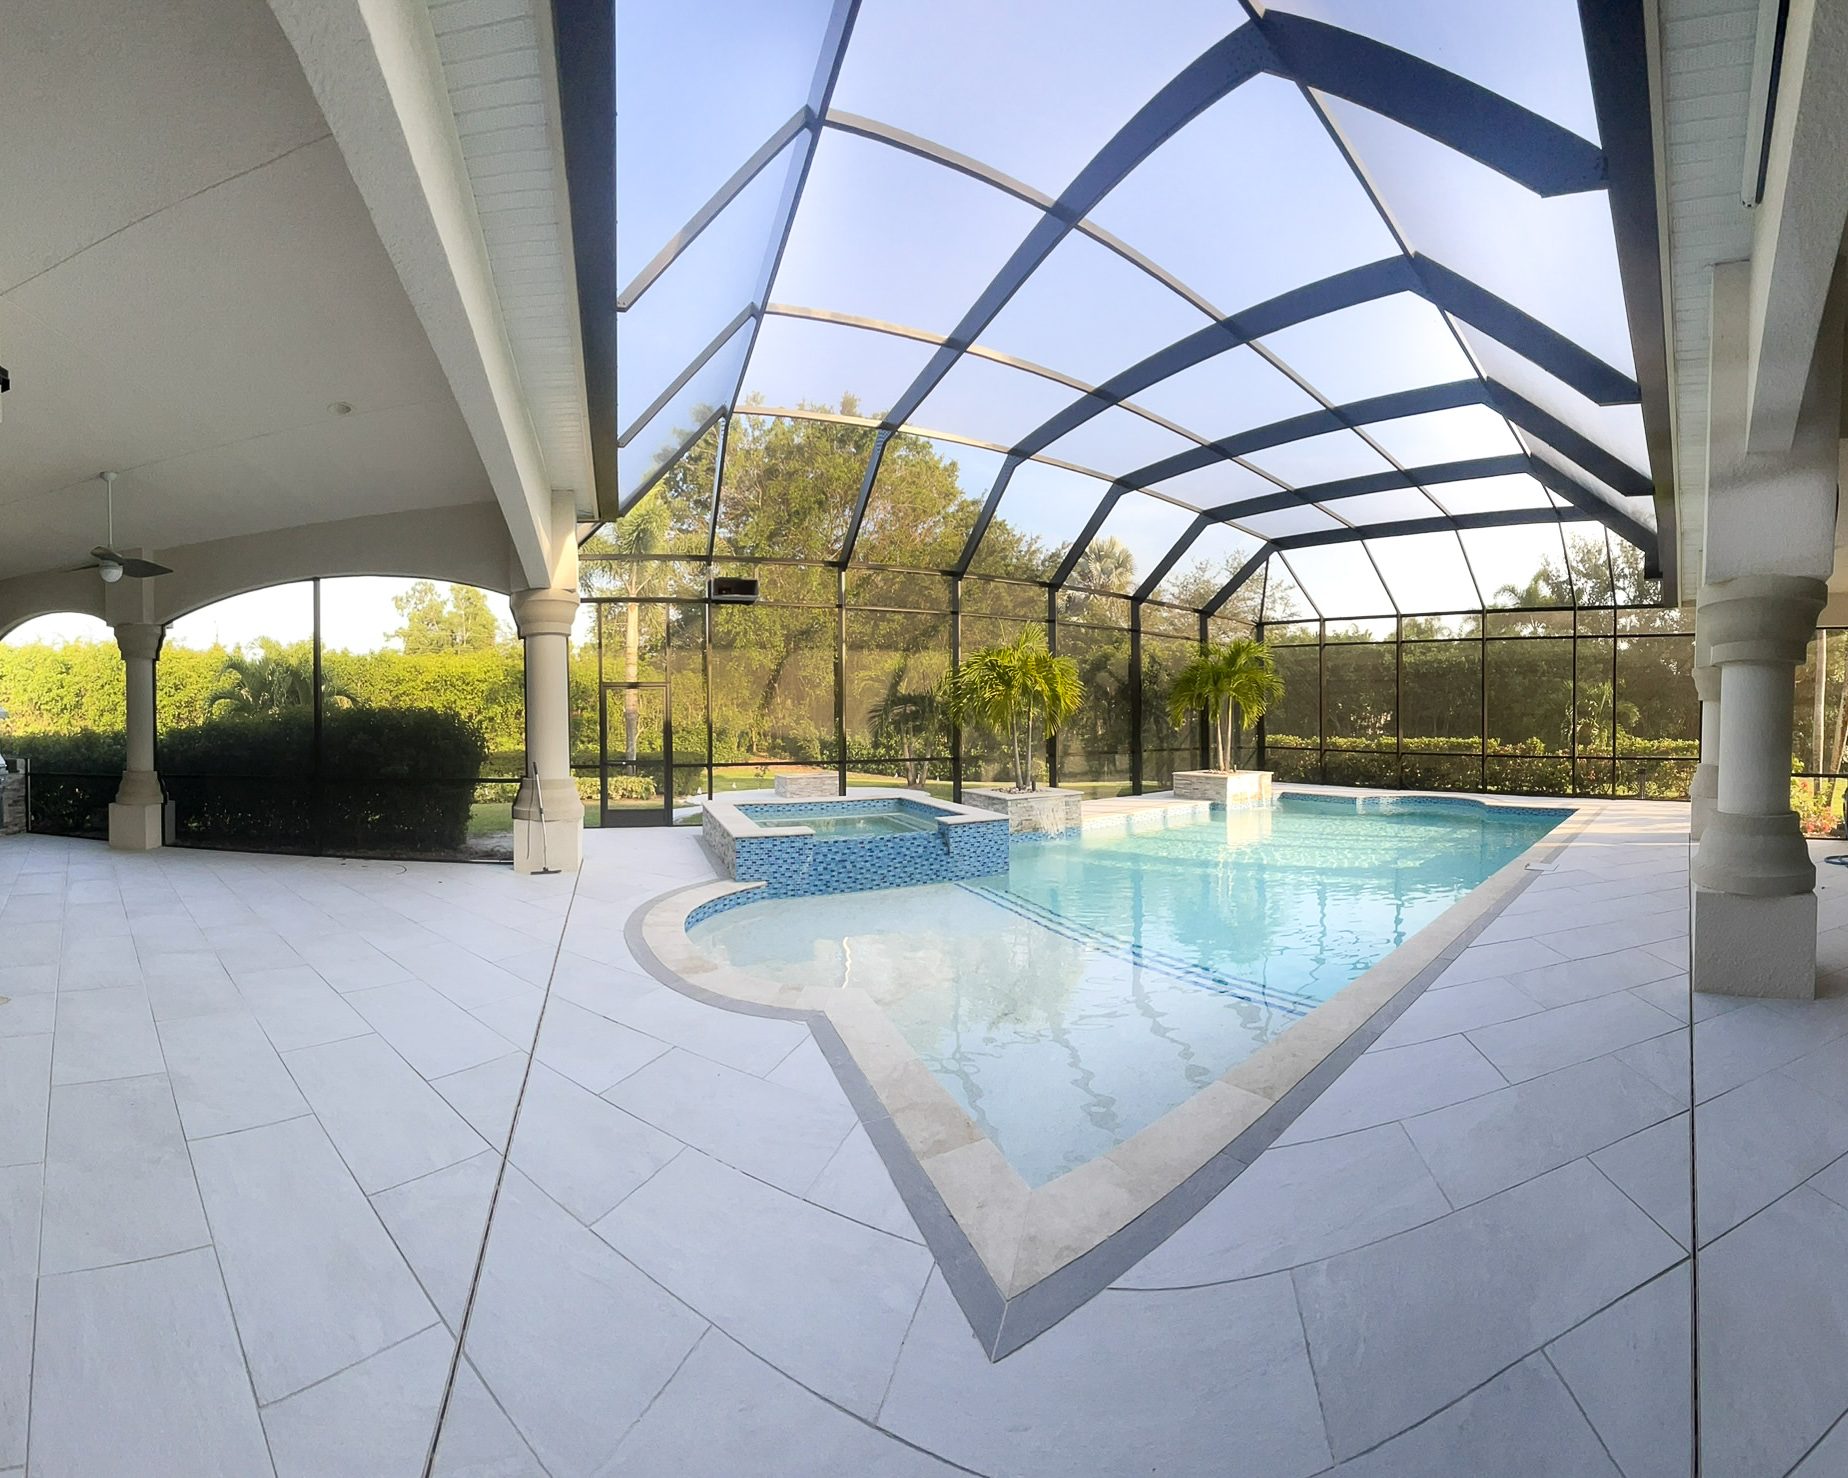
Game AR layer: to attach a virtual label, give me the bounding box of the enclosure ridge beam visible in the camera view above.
[1050,484,1132,590]
[1132,514,1215,602]
[1258,11,1607,197]
[1202,545,1277,617]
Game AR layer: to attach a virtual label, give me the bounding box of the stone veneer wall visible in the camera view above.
[773,772,841,799]
[1172,770,1272,806]
[0,767,23,837]
[960,786,1083,835]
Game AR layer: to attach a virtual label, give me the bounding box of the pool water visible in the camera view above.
[748,807,938,838]
[691,796,1563,1185]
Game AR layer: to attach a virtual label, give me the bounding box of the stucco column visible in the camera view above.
[1691,575,1827,997]
[1689,624,1720,841]
[510,587,583,874]
[108,621,170,851]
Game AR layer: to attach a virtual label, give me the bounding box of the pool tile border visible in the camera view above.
[625,793,1601,1359]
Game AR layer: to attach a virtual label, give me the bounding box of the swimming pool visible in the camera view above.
[689,794,1565,1186]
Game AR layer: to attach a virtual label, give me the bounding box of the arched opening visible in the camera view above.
[154,578,524,860]
[0,613,127,839]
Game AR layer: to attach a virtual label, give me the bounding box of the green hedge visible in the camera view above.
[1261,735,1698,799]
[1267,733,1699,758]
[9,707,486,854]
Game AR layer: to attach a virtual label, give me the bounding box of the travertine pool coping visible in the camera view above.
[626,789,1600,1358]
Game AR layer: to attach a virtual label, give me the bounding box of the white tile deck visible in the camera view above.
[0,799,1813,1474]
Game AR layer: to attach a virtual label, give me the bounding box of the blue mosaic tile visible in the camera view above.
[1280,791,1572,820]
[709,796,1010,899]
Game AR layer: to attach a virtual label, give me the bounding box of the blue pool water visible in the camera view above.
[691,796,1564,1185]
[747,806,937,838]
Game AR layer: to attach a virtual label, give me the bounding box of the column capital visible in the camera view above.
[510,587,579,639]
[1697,574,1825,666]
[113,622,165,663]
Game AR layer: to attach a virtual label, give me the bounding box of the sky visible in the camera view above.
[2,578,513,654]
[613,0,1648,611]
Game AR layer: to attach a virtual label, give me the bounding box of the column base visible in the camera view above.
[1693,885,1817,998]
[1690,808,1814,895]
[512,776,584,875]
[108,801,171,852]
[513,816,582,875]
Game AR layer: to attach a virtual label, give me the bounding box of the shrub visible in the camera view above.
[8,708,487,854]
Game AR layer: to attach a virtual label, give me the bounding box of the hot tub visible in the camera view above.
[700,791,1009,897]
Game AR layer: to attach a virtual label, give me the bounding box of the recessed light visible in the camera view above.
[329,401,354,416]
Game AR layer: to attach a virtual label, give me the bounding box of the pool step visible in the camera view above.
[955,881,1321,1017]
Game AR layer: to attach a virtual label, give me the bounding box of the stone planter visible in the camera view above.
[774,771,841,799]
[1173,769,1272,808]
[961,785,1082,835]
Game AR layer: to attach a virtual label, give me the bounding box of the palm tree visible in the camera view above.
[1167,638,1284,772]
[210,649,351,717]
[867,654,947,787]
[943,627,1083,791]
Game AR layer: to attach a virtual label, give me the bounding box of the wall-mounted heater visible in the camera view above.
[708,575,760,604]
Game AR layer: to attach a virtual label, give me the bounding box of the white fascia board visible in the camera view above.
[266,0,561,586]
[1744,0,1848,455]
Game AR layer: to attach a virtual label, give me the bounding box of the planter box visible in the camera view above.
[774,771,841,799]
[961,785,1082,835]
[1173,769,1272,808]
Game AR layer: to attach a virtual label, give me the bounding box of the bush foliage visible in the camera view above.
[8,707,486,853]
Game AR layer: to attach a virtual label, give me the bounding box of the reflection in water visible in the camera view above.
[693,797,1562,1184]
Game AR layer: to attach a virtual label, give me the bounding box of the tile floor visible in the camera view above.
[0,801,1831,1474]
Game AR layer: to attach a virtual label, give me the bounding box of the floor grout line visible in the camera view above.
[418,858,587,1478]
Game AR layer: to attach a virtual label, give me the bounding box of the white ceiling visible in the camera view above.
[0,0,495,582]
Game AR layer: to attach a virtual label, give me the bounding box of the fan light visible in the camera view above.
[99,560,123,584]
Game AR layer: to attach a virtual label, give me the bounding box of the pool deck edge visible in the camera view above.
[624,791,1601,1359]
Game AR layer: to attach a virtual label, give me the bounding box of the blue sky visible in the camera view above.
[614,0,1645,611]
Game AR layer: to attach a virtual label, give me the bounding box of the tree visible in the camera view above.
[209,645,351,717]
[1068,537,1136,599]
[391,582,504,655]
[587,495,672,762]
[866,653,948,788]
[1167,638,1284,771]
[943,627,1083,791]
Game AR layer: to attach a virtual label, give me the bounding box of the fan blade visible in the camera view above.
[62,562,102,574]
[90,546,117,562]
[118,558,173,579]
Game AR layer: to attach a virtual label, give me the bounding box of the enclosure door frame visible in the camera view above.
[598,679,672,827]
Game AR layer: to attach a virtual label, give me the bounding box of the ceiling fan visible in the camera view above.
[74,472,171,584]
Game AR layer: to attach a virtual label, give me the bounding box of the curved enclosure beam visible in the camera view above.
[593,5,1664,615]
[836,27,1276,562]
[1258,12,1607,196]
[616,109,813,311]
[1202,546,1277,618]
[1197,506,1605,618]
[1013,259,1638,467]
